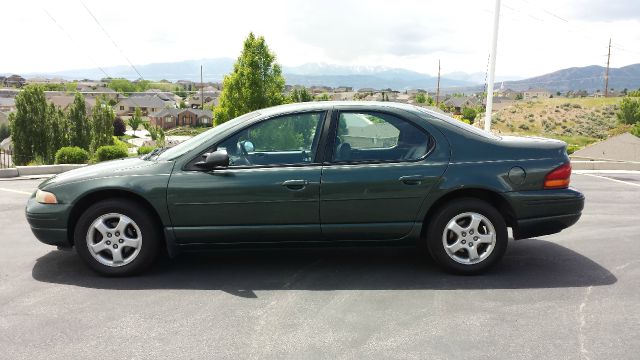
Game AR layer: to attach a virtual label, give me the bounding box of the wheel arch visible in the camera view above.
[67,189,166,248]
[421,187,516,238]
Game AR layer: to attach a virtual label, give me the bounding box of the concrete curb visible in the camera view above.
[571,161,640,171]
[0,164,86,178]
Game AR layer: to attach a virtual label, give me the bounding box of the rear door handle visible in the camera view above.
[282,179,309,190]
[399,175,426,185]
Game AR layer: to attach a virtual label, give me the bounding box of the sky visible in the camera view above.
[1,0,639,79]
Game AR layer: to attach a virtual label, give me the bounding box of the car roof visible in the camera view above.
[256,101,435,117]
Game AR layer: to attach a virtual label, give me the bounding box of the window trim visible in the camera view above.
[183,110,330,171]
[325,110,435,166]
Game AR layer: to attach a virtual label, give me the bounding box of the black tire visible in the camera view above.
[74,199,161,276]
[426,198,507,275]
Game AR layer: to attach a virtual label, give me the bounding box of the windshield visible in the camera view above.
[155,111,261,161]
[413,106,501,140]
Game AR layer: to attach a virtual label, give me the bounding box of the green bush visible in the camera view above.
[55,146,89,164]
[566,144,580,155]
[137,146,155,155]
[96,145,128,162]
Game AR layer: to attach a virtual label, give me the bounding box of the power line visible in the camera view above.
[43,9,110,79]
[80,1,145,80]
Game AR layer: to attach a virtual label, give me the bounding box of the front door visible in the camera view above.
[167,111,327,244]
[320,110,447,240]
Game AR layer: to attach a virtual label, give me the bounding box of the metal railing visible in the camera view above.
[0,149,13,169]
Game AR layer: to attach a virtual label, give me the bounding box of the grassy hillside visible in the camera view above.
[489,97,622,151]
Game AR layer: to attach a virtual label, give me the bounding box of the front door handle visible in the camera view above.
[399,175,425,185]
[282,179,309,190]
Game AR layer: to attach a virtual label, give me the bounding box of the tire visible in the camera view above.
[426,198,507,275]
[74,198,161,276]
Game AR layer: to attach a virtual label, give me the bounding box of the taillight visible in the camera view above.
[544,162,571,189]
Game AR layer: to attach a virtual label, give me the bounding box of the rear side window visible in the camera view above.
[332,111,431,163]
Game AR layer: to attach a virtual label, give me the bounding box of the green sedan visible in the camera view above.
[26,102,584,276]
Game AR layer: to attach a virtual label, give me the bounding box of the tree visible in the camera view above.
[315,93,331,101]
[461,107,478,124]
[46,103,70,164]
[288,87,313,103]
[0,123,10,141]
[91,97,115,150]
[128,107,143,136]
[113,117,126,136]
[144,123,165,147]
[214,33,285,125]
[515,93,523,100]
[10,85,47,165]
[415,93,427,104]
[617,96,640,125]
[68,92,92,150]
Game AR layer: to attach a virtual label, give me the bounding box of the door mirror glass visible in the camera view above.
[240,140,255,153]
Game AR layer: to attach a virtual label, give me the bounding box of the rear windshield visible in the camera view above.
[413,106,501,140]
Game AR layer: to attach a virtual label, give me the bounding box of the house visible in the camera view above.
[444,96,480,113]
[309,86,333,94]
[0,98,16,112]
[149,108,213,129]
[523,88,551,100]
[114,95,167,116]
[358,88,376,93]
[4,75,26,87]
[0,111,8,126]
[334,86,353,93]
[49,96,96,111]
[495,83,520,100]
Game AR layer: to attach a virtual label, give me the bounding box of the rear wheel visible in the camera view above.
[426,198,507,274]
[74,199,160,276]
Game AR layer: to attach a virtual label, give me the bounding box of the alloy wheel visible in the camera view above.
[441,212,496,265]
[86,213,142,267]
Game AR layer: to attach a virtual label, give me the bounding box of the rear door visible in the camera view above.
[320,109,448,240]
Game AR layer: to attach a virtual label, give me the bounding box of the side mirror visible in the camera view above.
[195,149,229,170]
[240,140,255,153]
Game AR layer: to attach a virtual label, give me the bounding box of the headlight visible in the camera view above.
[35,189,58,204]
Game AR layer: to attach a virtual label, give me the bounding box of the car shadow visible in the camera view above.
[32,239,616,298]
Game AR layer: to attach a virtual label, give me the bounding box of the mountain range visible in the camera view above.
[4,59,640,92]
[499,64,640,92]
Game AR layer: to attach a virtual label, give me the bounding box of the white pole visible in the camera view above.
[484,0,501,132]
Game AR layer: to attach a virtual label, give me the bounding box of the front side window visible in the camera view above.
[332,112,430,163]
[217,112,324,167]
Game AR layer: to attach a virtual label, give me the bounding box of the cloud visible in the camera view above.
[562,0,640,21]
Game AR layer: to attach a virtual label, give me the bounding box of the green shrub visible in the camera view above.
[96,145,128,162]
[55,146,89,164]
[566,144,580,154]
[112,136,131,150]
[137,146,155,155]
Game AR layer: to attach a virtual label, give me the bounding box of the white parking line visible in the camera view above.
[0,187,32,195]
[576,173,640,188]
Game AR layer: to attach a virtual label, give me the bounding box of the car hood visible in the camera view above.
[39,158,173,190]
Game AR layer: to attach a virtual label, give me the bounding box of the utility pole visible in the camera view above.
[605,38,611,97]
[200,65,204,110]
[436,59,441,106]
[484,0,501,133]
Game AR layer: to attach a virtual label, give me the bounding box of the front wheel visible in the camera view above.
[426,198,508,274]
[74,199,160,276]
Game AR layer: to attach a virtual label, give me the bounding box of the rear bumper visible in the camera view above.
[25,196,72,248]
[515,212,582,239]
[506,187,585,239]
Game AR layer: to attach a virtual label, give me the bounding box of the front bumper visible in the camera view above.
[506,187,585,239]
[25,196,72,248]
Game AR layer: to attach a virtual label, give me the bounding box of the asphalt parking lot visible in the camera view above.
[1,173,639,359]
